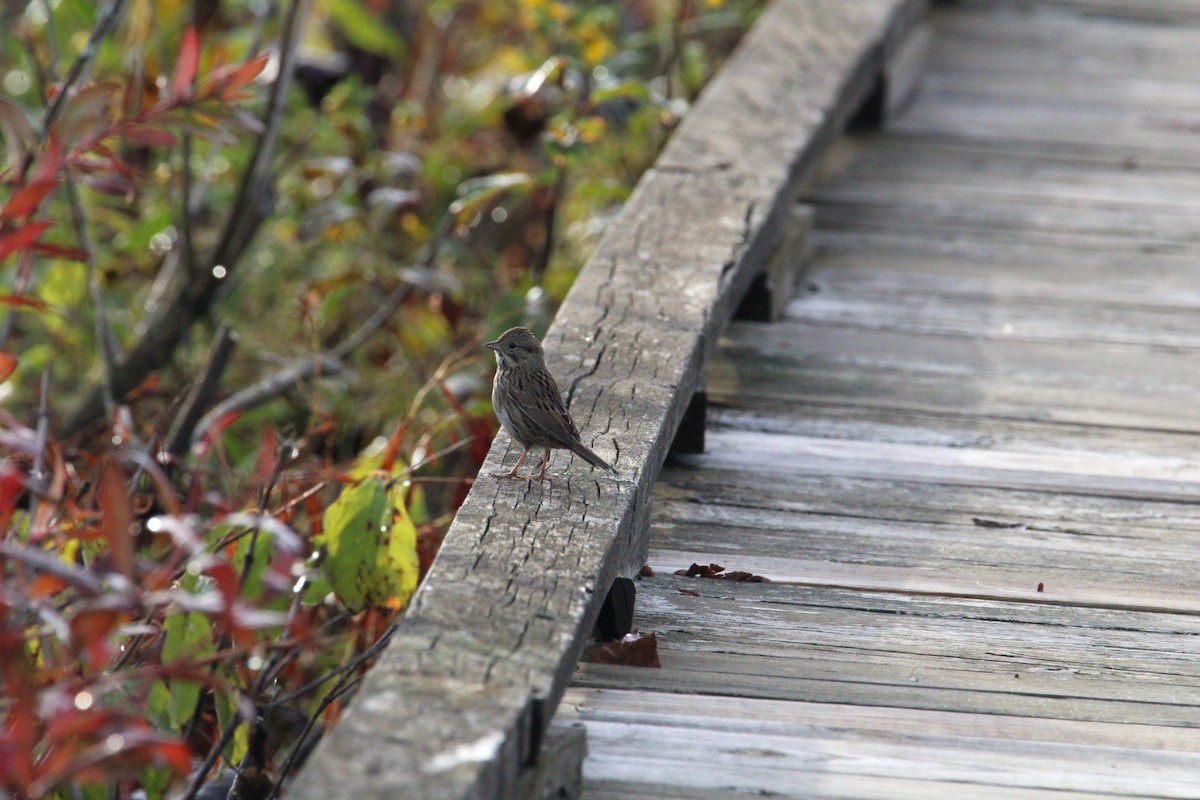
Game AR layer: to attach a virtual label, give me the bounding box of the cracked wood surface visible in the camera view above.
[562,0,1200,797]
[290,1,928,798]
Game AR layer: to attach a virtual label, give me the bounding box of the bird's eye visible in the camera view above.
[507,342,517,350]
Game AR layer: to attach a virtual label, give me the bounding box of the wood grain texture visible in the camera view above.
[565,1,1200,797]
[561,683,1200,799]
[289,1,928,798]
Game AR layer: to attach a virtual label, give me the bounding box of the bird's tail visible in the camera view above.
[570,441,617,474]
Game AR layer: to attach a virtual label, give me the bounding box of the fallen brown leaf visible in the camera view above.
[587,631,660,667]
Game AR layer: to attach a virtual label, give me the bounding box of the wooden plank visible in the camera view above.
[804,228,1200,295]
[582,778,1125,800]
[576,578,1200,724]
[894,91,1200,168]
[566,2,1200,797]
[674,428,1200,501]
[708,320,1200,433]
[650,470,1200,613]
[565,687,1200,752]
[289,2,929,798]
[965,0,1200,24]
[561,687,1200,799]
[811,139,1200,215]
[1039,1,1200,20]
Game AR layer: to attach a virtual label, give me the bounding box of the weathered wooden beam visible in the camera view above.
[289,1,929,798]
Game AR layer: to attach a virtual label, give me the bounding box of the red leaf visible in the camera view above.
[141,736,192,775]
[0,464,23,532]
[0,350,15,383]
[193,409,241,458]
[2,178,57,219]
[79,173,135,198]
[0,220,52,261]
[68,609,121,668]
[172,26,201,99]
[33,137,63,184]
[209,53,269,101]
[122,124,177,148]
[0,294,48,311]
[33,241,88,261]
[98,461,135,580]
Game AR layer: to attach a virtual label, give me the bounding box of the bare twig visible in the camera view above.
[531,167,566,281]
[0,250,38,351]
[180,701,249,800]
[64,175,117,418]
[164,323,238,457]
[179,132,198,278]
[63,0,314,436]
[322,209,451,356]
[190,353,347,447]
[19,0,130,182]
[188,211,456,446]
[263,624,399,800]
[28,367,50,526]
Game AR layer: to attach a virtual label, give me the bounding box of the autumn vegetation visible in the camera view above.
[0,0,758,797]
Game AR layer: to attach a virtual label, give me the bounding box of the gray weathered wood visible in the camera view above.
[516,724,587,800]
[289,1,928,798]
[564,1,1200,797]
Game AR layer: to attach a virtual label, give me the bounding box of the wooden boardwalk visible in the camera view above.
[560,1,1200,796]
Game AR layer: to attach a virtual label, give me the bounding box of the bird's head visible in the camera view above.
[485,326,544,369]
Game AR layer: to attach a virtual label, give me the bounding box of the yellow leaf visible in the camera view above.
[317,476,418,612]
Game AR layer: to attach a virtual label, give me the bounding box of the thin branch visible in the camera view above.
[62,0,314,436]
[188,211,455,446]
[190,354,347,447]
[164,323,238,457]
[263,625,399,800]
[179,132,198,278]
[28,367,50,527]
[179,701,247,800]
[19,0,130,181]
[64,173,117,419]
[0,250,38,351]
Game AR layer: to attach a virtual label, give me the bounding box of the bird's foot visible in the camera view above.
[491,470,553,482]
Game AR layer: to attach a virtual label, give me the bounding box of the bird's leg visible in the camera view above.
[535,448,553,482]
[492,447,530,479]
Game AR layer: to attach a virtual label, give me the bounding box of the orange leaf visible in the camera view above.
[0,294,48,311]
[29,573,69,598]
[68,609,122,667]
[209,53,269,101]
[0,220,52,261]
[0,350,15,383]
[172,26,200,99]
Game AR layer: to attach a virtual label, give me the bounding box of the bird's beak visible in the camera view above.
[485,340,500,351]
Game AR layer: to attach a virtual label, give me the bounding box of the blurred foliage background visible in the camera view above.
[0,0,760,796]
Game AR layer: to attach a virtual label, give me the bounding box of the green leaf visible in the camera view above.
[232,527,273,601]
[161,610,213,729]
[146,679,172,729]
[213,690,251,767]
[138,765,174,800]
[326,0,408,60]
[449,172,534,220]
[317,476,418,612]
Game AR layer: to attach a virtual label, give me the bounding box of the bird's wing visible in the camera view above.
[508,368,581,447]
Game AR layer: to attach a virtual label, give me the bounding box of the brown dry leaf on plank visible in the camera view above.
[674,562,769,582]
[587,631,660,668]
